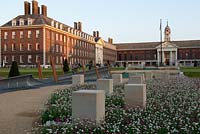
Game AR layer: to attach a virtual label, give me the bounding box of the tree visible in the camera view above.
[8,61,20,77]
[63,59,70,73]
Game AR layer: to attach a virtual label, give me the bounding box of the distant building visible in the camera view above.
[0,0,116,68]
[115,23,200,67]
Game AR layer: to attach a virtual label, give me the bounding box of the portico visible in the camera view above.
[156,42,178,66]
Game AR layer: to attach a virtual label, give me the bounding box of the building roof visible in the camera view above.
[115,40,200,50]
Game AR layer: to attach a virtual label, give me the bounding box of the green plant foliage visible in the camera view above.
[33,77,200,133]
[8,61,20,77]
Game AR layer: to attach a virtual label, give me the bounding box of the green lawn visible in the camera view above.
[180,67,200,78]
[0,68,65,79]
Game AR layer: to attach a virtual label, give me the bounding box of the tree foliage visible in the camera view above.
[8,61,20,77]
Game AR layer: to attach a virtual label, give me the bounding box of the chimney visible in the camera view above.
[78,22,82,31]
[41,5,47,17]
[38,7,40,14]
[96,31,99,38]
[93,31,97,37]
[74,22,78,29]
[32,0,39,15]
[24,1,31,15]
[108,38,113,44]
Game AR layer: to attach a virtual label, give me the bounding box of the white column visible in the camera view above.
[157,51,160,66]
[175,50,178,66]
[162,51,165,65]
[170,51,172,66]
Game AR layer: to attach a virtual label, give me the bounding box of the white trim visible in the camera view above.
[43,28,46,66]
[117,48,156,51]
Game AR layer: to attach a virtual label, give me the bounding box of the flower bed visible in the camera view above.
[33,77,200,133]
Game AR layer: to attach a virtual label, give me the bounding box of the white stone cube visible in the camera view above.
[125,84,146,108]
[128,76,143,84]
[97,79,113,95]
[112,74,122,84]
[72,90,105,125]
[72,75,84,85]
[145,72,153,80]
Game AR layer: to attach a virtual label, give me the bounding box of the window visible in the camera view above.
[20,55,23,63]
[12,32,16,39]
[56,45,59,52]
[36,30,40,38]
[60,24,63,30]
[12,43,16,51]
[28,55,32,63]
[64,36,66,43]
[56,56,59,64]
[56,22,59,29]
[60,57,63,64]
[19,19,24,26]
[4,44,7,51]
[4,56,8,63]
[36,43,40,51]
[28,18,32,25]
[4,32,8,39]
[28,31,31,38]
[60,46,62,53]
[51,21,54,26]
[36,55,39,63]
[56,34,59,40]
[60,35,63,41]
[20,31,24,38]
[20,43,23,51]
[12,56,15,61]
[12,20,16,26]
[28,43,32,51]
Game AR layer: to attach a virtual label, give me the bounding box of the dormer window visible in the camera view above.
[51,21,54,27]
[19,19,24,26]
[28,18,32,25]
[56,22,59,28]
[12,20,16,26]
[60,24,63,30]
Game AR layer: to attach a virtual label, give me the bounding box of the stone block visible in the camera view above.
[125,84,146,108]
[72,75,84,85]
[97,79,113,94]
[153,72,169,80]
[112,74,122,84]
[72,90,105,125]
[128,76,143,84]
[145,72,153,80]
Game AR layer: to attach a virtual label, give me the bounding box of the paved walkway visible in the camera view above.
[0,84,70,134]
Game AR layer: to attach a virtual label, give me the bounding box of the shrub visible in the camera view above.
[8,61,20,77]
[63,59,70,73]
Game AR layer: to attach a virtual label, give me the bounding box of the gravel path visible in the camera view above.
[0,84,70,134]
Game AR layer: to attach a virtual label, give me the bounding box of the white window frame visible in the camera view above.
[28,43,31,51]
[4,32,8,39]
[12,32,16,39]
[28,31,31,38]
[20,31,24,38]
[36,43,40,51]
[20,55,23,63]
[28,55,32,63]
[12,20,16,26]
[36,30,40,38]
[4,44,7,51]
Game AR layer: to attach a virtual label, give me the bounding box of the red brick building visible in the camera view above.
[115,24,200,67]
[0,0,116,68]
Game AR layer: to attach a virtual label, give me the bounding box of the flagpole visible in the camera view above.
[160,19,163,66]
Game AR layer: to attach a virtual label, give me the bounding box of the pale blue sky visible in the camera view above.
[0,0,200,43]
